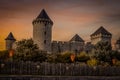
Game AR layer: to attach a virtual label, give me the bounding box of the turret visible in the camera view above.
[91,26,112,45]
[69,34,85,53]
[5,32,16,50]
[32,9,53,53]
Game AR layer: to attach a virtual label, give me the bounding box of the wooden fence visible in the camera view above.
[0,76,120,80]
[0,61,120,76]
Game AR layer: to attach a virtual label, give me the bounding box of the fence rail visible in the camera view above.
[0,75,120,80]
[0,61,120,76]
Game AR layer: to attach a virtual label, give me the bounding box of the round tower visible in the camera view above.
[32,9,53,53]
[5,32,16,50]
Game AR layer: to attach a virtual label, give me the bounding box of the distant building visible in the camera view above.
[90,26,112,45]
[5,32,16,50]
[115,38,120,52]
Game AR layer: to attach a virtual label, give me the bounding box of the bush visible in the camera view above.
[76,51,90,62]
[114,60,120,66]
[47,51,74,63]
[87,58,98,67]
[13,39,47,62]
[0,50,9,62]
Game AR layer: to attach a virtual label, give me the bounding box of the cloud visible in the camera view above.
[0,0,120,50]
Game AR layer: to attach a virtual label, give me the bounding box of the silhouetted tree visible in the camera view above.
[0,50,9,62]
[14,39,47,62]
[76,51,90,62]
[94,41,112,63]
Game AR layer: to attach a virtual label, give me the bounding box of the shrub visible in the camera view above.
[87,58,98,67]
[76,51,90,62]
[0,50,9,62]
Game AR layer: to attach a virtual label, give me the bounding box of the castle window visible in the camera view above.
[75,49,78,54]
[44,31,46,35]
[45,23,47,26]
[44,40,46,44]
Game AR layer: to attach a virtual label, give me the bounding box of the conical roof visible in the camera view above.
[70,34,84,42]
[5,32,16,40]
[36,9,51,20]
[91,26,112,36]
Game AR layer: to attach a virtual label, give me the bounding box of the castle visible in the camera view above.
[5,9,120,53]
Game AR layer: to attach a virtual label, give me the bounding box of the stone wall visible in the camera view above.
[91,34,112,45]
[51,41,84,53]
[6,40,15,50]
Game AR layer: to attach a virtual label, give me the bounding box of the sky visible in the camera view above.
[0,0,120,50]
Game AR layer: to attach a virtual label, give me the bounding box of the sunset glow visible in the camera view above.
[0,0,120,50]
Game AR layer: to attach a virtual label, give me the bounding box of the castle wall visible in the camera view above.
[52,41,84,53]
[70,42,84,53]
[62,42,70,52]
[84,42,94,53]
[115,44,120,50]
[51,41,58,53]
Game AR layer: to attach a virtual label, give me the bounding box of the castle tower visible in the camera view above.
[115,37,120,52]
[91,26,112,45]
[32,9,53,52]
[5,32,16,50]
[69,34,85,53]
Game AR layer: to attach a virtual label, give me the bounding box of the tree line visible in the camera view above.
[0,39,120,66]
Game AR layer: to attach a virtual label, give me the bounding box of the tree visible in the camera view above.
[60,51,74,63]
[94,41,112,63]
[31,50,47,62]
[47,54,57,63]
[111,50,120,60]
[15,38,38,55]
[0,50,9,62]
[47,51,74,63]
[13,38,47,62]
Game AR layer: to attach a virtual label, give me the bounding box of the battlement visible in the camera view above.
[32,18,53,25]
[52,40,84,53]
[52,41,70,45]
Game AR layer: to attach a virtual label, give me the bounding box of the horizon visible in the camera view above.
[0,0,120,50]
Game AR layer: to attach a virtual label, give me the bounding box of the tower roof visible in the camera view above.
[5,32,16,40]
[70,34,84,42]
[36,9,51,20]
[91,26,112,36]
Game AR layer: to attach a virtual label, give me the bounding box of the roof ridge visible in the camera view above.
[70,34,84,42]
